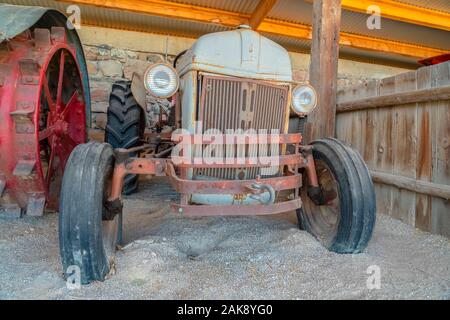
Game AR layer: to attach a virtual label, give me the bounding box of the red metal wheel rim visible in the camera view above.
[37,47,86,209]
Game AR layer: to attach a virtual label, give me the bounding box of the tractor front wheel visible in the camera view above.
[59,142,121,284]
[297,138,376,253]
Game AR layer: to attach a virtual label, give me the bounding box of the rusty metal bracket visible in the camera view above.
[300,145,319,188]
[166,162,302,195]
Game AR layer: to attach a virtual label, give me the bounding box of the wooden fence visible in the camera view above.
[335,61,450,238]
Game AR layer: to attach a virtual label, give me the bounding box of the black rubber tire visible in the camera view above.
[105,80,144,195]
[59,142,121,284]
[297,138,376,253]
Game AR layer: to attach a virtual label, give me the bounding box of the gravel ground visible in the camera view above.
[0,177,449,300]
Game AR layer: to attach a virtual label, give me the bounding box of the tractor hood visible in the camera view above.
[177,28,293,82]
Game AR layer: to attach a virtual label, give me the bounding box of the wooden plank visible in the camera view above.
[375,76,396,217]
[371,171,450,200]
[392,71,417,226]
[336,85,450,113]
[335,113,353,147]
[305,0,341,143]
[415,66,433,232]
[359,80,379,167]
[336,84,360,145]
[58,0,447,59]
[340,0,450,31]
[430,62,450,238]
[348,83,375,158]
[249,0,278,30]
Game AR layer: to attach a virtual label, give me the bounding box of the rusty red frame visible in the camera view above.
[107,133,319,217]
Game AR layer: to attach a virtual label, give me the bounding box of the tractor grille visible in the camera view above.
[194,75,289,180]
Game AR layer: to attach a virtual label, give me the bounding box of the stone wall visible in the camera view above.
[77,26,410,139]
[84,43,174,134]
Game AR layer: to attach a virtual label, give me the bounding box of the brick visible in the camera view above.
[146,53,164,64]
[84,46,99,60]
[123,58,151,79]
[91,101,109,113]
[90,81,112,103]
[89,129,105,142]
[93,113,108,130]
[90,80,113,90]
[126,50,139,59]
[111,48,128,61]
[167,55,175,65]
[87,61,98,75]
[293,69,308,82]
[98,60,123,78]
[337,79,351,88]
[138,52,149,61]
[91,88,110,103]
[98,44,111,56]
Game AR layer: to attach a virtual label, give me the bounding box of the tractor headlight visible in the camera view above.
[291,84,317,114]
[143,63,179,98]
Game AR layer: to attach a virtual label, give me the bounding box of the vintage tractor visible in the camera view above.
[59,26,376,284]
[0,4,89,217]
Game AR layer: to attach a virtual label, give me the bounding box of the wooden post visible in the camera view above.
[304,0,342,143]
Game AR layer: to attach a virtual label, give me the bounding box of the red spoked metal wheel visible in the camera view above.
[0,27,86,216]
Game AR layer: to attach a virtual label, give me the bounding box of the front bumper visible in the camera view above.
[109,133,310,216]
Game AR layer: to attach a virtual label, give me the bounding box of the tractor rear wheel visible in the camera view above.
[105,80,145,195]
[59,142,121,284]
[0,27,86,215]
[297,138,376,253]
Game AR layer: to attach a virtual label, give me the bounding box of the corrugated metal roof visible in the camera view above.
[269,0,450,51]
[2,0,230,38]
[167,0,258,14]
[265,33,420,69]
[340,11,450,51]
[396,0,450,13]
[160,0,450,16]
[269,0,313,24]
[1,0,448,68]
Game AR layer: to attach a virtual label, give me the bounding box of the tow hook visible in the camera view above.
[247,183,276,205]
